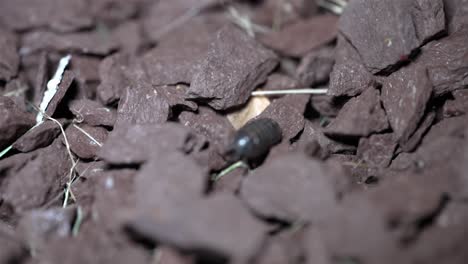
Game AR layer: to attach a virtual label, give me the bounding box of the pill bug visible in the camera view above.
[225,118,282,163]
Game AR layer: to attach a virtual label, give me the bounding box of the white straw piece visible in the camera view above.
[317,0,347,14]
[251,88,329,96]
[36,54,72,123]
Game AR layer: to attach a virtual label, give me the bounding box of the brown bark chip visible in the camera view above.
[0,224,27,264]
[240,153,337,223]
[0,96,35,150]
[319,194,403,264]
[39,225,150,264]
[0,0,93,32]
[296,46,335,87]
[13,120,61,153]
[325,87,389,138]
[157,84,198,111]
[128,194,267,263]
[96,53,133,105]
[90,0,143,25]
[443,90,468,118]
[142,0,222,43]
[381,63,433,144]
[339,0,446,74]
[188,25,278,110]
[420,26,468,96]
[179,106,235,154]
[398,111,436,153]
[69,99,117,127]
[0,139,70,214]
[65,124,108,160]
[357,133,397,168]
[134,152,206,221]
[21,30,118,56]
[140,14,225,87]
[115,82,171,127]
[44,70,75,119]
[262,73,299,91]
[0,27,19,81]
[98,123,206,165]
[17,207,77,254]
[444,0,468,33]
[328,35,375,97]
[409,202,468,263]
[259,15,338,57]
[298,121,356,155]
[141,44,202,86]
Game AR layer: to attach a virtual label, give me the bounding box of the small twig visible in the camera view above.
[153,248,163,264]
[251,88,329,96]
[62,159,79,208]
[28,102,78,208]
[212,160,249,182]
[228,6,271,37]
[72,206,84,237]
[2,87,27,97]
[152,5,204,40]
[72,124,103,147]
[2,54,72,160]
[0,146,13,159]
[317,0,347,15]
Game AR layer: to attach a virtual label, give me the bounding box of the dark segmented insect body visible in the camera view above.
[225,118,282,162]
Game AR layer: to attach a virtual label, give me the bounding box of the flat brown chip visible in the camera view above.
[0,96,35,150]
[43,70,75,119]
[157,84,198,111]
[96,53,133,105]
[420,26,468,96]
[325,87,389,138]
[69,99,117,127]
[357,133,397,168]
[188,25,278,110]
[65,124,108,160]
[21,30,118,56]
[134,151,206,222]
[142,15,225,86]
[1,139,70,214]
[128,194,267,263]
[339,0,445,74]
[328,35,375,97]
[0,27,19,81]
[98,123,206,165]
[17,207,77,254]
[398,111,435,153]
[444,0,468,33]
[0,0,93,32]
[296,46,335,87]
[408,202,468,263]
[240,153,337,223]
[114,81,171,127]
[13,120,61,153]
[0,223,27,264]
[443,90,468,118]
[381,63,432,144]
[319,193,403,264]
[142,0,223,43]
[259,14,338,57]
[262,73,299,92]
[298,121,356,155]
[179,106,234,154]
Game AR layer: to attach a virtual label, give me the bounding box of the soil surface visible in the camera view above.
[1,0,468,264]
